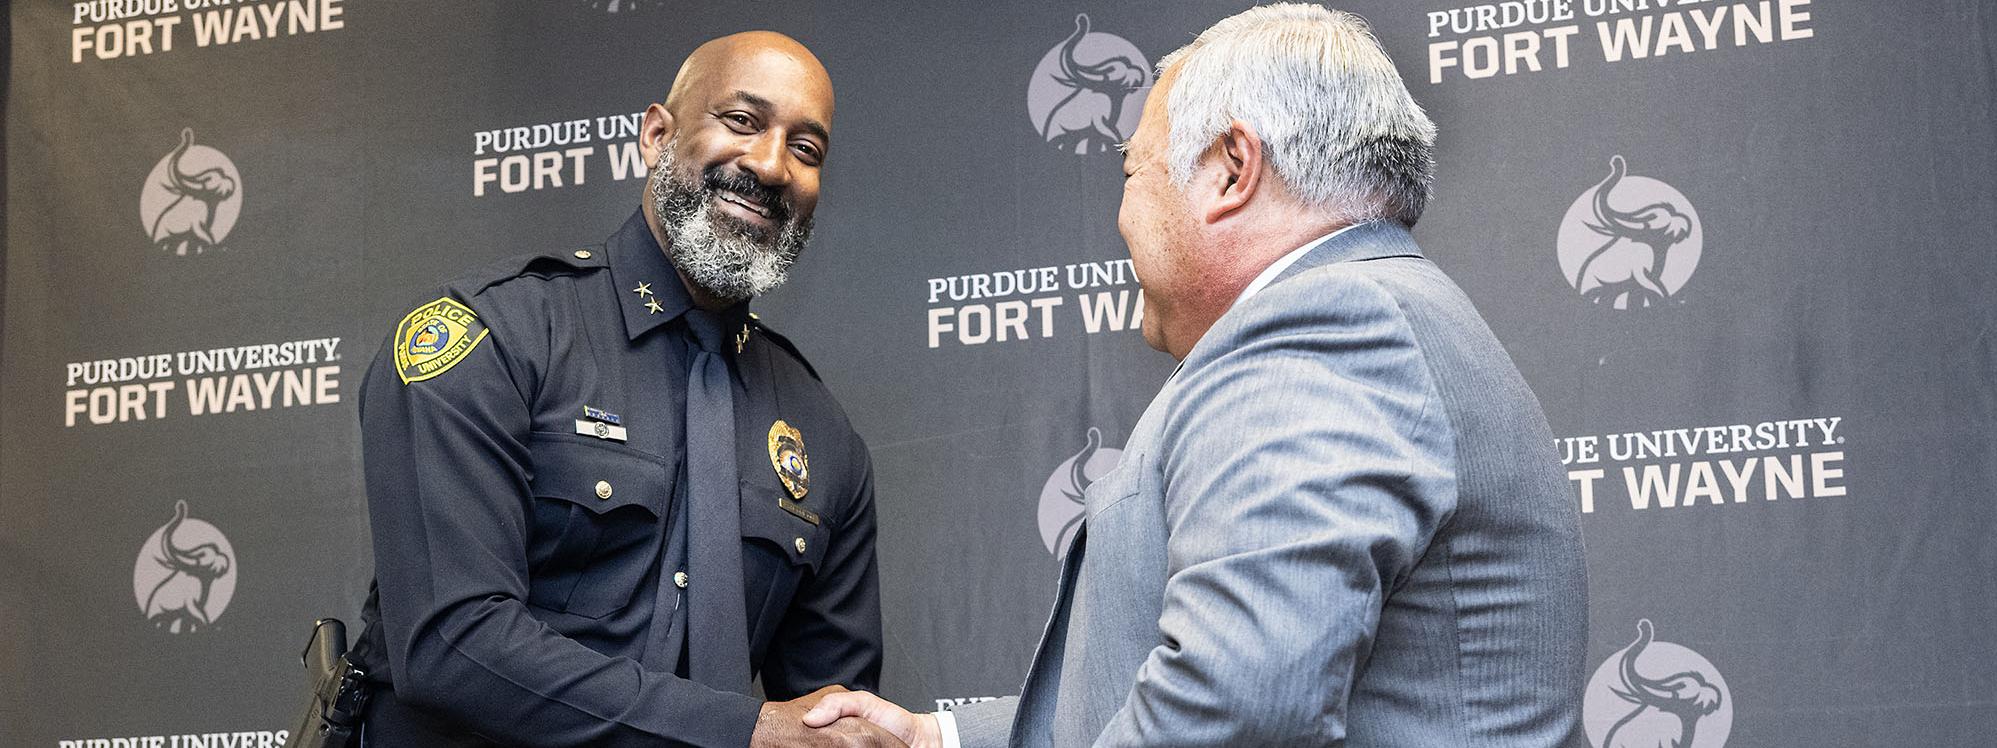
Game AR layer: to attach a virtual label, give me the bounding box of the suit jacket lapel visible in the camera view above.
[1011,523,1087,748]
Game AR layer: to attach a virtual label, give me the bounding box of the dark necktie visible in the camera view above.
[682,307,751,693]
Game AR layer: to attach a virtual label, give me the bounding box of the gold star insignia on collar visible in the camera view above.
[645,298,666,315]
[632,282,654,297]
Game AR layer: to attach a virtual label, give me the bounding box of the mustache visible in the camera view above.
[702,167,793,225]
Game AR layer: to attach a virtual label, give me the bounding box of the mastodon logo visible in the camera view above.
[1556,156,1703,309]
[139,128,243,256]
[131,500,238,634]
[1036,427,1123,557]
[1026,14,1151,155]
[1583,620,1733,748]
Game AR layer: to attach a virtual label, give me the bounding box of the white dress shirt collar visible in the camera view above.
[1229,222,1364,310]
[1166,222,1365,381]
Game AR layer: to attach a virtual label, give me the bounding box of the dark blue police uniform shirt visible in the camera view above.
[351,211,882,746]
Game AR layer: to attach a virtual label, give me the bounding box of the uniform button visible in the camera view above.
[794,537,807,554]
[673,571,689,589]
[594,480,613,500]
[574,249,593,260]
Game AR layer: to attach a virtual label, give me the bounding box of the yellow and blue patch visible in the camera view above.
[393,297,489,384]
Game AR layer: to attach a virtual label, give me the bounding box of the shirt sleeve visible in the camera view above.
[360,291,763,747]
[934,709,963,748]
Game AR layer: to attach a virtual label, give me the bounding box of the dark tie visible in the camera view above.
[682,308,750,693]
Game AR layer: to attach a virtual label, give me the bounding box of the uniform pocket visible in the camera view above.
[736,477,830,644]
[738,479,829,571]
[524,433,672,619]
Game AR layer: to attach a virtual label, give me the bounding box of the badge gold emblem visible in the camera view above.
[768,420,820,525]
[768,420,810,500]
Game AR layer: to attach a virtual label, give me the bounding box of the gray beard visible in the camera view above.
[647,145,812,303]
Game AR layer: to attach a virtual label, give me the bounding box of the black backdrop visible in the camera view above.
[5,2,1995,746]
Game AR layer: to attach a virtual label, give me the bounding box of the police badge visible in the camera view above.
[768,420,819,525]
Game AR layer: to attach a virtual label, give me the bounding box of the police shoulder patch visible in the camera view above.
[393,297,490,384]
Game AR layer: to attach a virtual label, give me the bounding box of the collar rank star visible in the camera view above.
[577,406,627,442]
[768,420,819,526]
[633,281,664,314]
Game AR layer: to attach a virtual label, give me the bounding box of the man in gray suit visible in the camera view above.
[807,4,1587,745]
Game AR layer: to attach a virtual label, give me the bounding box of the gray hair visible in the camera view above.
[1156,4,1436,224]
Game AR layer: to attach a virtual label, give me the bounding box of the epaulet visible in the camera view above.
[467,244,608,294]
[750,315,822,382]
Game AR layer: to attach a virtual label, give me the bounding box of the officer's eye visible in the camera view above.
[720,112,757,133]
[791,141,823,166]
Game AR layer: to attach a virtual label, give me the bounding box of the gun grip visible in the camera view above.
[302,618,348,685]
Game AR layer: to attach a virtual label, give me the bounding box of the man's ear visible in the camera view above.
[1200,119,1263,224]
[639,102,677,169]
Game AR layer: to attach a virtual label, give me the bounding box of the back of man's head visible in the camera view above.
[1159,4,1435,225]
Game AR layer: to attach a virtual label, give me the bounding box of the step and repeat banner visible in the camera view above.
[5,1,1994,746]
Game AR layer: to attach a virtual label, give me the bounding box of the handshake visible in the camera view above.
[752,686,941,748]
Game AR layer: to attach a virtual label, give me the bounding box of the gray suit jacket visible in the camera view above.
[954,222,1587,747]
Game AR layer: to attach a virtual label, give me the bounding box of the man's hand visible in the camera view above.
[802,691,942,748]
[751,685,909,748]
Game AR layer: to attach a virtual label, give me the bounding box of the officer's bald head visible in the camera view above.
[665,31,834,130]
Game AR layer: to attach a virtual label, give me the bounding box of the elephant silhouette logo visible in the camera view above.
[1026,14,1151,155]
[1555,156,1703,310]
[131,500,238,634]
[139,128,243,256]
[1583,620,1734,748]
[1036,427,1123,557]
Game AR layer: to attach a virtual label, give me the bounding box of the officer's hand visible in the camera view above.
[752,686,909,748]
[804,691,941,748]
[790,683,849,712]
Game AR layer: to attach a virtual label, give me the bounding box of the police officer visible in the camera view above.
[349,32,899,747]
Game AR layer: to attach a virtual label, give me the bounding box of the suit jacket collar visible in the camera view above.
[1166,221,1425,381]
[1268,220,1425,287]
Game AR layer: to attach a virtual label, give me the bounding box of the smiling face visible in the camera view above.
[642,32,835,304]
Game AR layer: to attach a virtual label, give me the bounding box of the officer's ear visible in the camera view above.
[639,103,677,170]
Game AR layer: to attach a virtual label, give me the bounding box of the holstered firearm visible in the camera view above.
[283,618,372,748]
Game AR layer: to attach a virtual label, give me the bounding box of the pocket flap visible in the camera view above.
[738,477,829,570]
[528,433,671,518]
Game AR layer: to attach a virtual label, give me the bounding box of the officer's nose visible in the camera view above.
[736,132,791,192]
